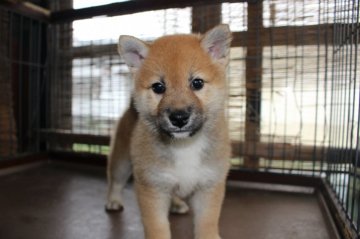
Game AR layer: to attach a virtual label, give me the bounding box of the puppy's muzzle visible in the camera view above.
[168,110,190,128]
[157,106,203,138]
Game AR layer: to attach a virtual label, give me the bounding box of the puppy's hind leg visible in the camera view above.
[105,106,137,212]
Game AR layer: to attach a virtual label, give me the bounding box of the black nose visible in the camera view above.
[169,110,190,128]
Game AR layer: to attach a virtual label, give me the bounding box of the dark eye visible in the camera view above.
[151,82,166,94]
[191,78,204,91]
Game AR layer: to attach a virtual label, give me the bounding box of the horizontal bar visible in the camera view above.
[41,131,358,164]
[46,150,323,189]
[232,140,325,161]
[72,43,118,58]
[40,130,110,145]
[228,170,322,188]
[41,130,328,162]
[50,0,249,23]
[48,151,107,167]
[71,24,336,59]
[0,0,49,22]
[233,24,335,47]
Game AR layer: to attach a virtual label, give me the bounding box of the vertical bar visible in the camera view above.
[192,4,221,34]
[291,0,297,172]
[9,11,16,156]
[267,1,275,170]
[339,0,349,207]
[0,8,17,158]
[292,0,300,173]
[282,0,289,172]
[298,0,306,173]
[28,18,33,152]
[244,0,263,169]
[322,0,330,176]
[335,0,343,195]
[313,0,321,176]
[344,0,353,217]
[329,0,339,192]
[35,20,42,152]
[336,0,345,205]
[350,0,360,228]
[18,14,24,152]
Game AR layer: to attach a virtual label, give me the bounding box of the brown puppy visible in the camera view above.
[106,24,232,239]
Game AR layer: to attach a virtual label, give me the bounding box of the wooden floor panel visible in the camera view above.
[0,163,334,239]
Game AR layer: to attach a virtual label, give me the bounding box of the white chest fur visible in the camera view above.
[156,134,220,197]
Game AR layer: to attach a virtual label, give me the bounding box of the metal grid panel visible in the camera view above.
[223,1,337,175]
[46,7,192,153]
[0,6,46,159]
[44,1,351,173]
[0,0,359,236]
[251,1,336,173]
[327,0,360,231]
[46,1,360,231]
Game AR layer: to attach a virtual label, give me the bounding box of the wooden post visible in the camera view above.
[47,0,73,150]
[244,0,263,169]
[0,11,17,157]
[192,4,221,33]
[49,0,73,132]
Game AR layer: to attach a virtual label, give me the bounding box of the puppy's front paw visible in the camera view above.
[105,200,124,212]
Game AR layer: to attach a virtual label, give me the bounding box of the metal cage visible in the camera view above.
[0,0,359,237]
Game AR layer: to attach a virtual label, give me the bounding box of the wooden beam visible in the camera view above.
[51,0,248,24]
[70,24,335,59]
[244,1,263,169]
[228,170,323,188]
[48,0,73,139]
[192,4,221,33]
[0,0,49,22]
[0,10,17,157]
[40,130,330,162]
[232,24,334,47]
[48,151,107,166]
[231,141,325,162]
[40,130,110,146]
[72,43,118,58]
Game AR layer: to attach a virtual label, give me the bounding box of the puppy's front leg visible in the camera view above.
[191,182,226,239]
[136,183,171,239]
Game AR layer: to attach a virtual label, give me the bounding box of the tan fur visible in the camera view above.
[106,25,232,239]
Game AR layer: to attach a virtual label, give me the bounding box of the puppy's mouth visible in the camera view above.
[162,127,201,139]
[157,110,204,139]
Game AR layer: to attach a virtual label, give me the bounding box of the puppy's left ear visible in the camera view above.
[201,24,232,66]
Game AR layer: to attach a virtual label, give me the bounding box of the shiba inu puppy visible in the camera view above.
[106,24,232,239]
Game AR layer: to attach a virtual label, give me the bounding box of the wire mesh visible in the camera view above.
[326,0,360,231]
[1,0,359,234]
[0,6,46,159]
[45,1,360,232]
[44,0,358,171]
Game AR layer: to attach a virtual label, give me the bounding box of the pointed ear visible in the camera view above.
[201,24,232,66]
[118,35,149,70]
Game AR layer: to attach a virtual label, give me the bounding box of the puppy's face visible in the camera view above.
[119,25,232,139]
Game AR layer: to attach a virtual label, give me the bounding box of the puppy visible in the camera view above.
[106,24,232,239]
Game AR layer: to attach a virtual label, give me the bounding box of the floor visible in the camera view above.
[0,162,335,239]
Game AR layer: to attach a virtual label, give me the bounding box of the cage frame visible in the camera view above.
[0,0,359,238]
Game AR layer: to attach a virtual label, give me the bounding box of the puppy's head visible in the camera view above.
[119,25,232,139]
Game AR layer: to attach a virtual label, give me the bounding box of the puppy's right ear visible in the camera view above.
[118,35,149,70]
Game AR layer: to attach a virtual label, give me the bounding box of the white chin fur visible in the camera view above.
[172,132,191,139]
